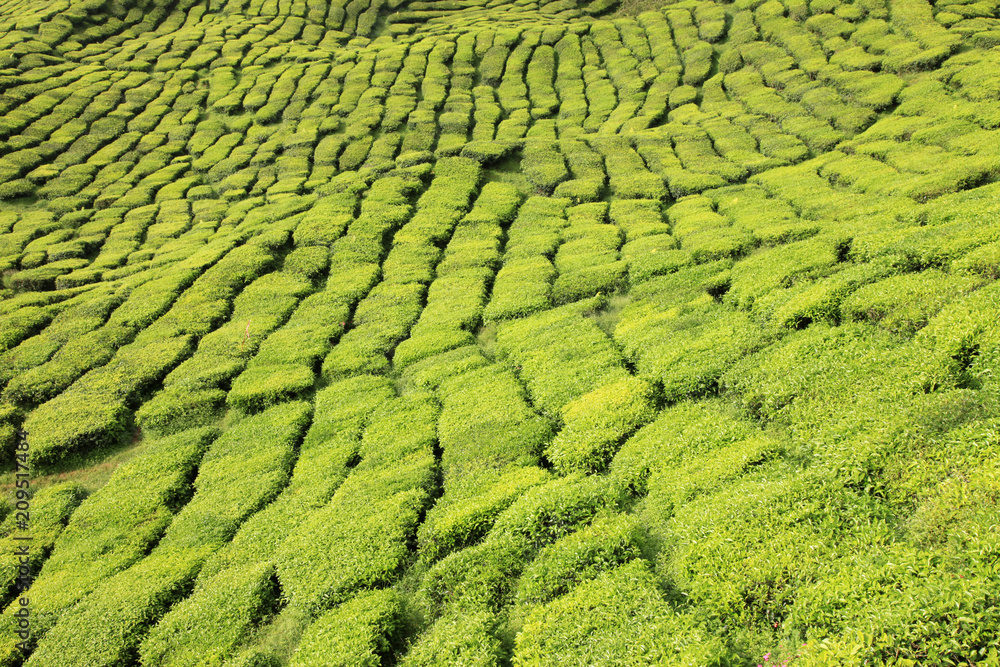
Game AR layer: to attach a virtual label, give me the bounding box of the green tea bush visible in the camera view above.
[419,466,552,564]
[290,589,401,667]
[1,427,214,652]
[0,292,118,387]
[953,240,1000,279]
[394,328,476,370]
[420,473,609,616]
[610,398,754,497]
[229,266,382,412]
[435,212,502,265]
[321,281,426,380]
[395,267,492,367]
[1,2,998,661]
[483,257,556,321]
[645,433,783,518]
[851,214,1000,271]
[396,344,488,392]
[513,560,724,666]
[461,139,517,164]
[771,259,899,329]
[0,481,84,607]
[23,554,204,667]
[841,269,985,336]
[722,322,915,424]
[496,299,629,413]
[590,136,667,200]
[551,254,627,302]
[515,515,644,606]
[437,365,554,491]
[277,444,436,611]
[492,472,610,549]
[134,243,278,342]
[198,376,396,583]
[400,609,504,667]
[671,124,748,183]
[139,563,280,667]
[154,401,310,554]
[277,394,438,611]
[0,307,53,354]
[135,388,227,438]
[710,185,819,246]
[623,236,688,283]
[382,242,442,285]
[608,198,668,240]
[546,376,658,474]
[554,139,606,202]
[25,335,194,465]
[419,534,528,616]
[293,193,357,247]
[787,543,1000,666]
[668,195,756,263]
[725,238,839,312]
[522,140,569,193]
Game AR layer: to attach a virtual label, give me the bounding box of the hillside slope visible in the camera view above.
[0,0,999,663]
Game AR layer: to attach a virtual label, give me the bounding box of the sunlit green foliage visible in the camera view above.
[290,590,401,667]
[1,0,999,664]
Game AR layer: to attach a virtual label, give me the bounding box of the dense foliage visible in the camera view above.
[0,0,998,662]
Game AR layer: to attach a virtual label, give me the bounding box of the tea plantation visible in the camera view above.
[0,0,998,661]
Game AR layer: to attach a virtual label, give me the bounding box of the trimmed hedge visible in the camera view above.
[139,563,280,667]
[23,555,203,667]
[437,364,554,493]
[22,402,311,665]
[546,377,658,474]
[0,482,85,608]
[24,335,195,465]
[276,394,438,613]
[1,427,216,659]
[290,589,402,667]
[419,466,551,564]
[496,300,629,414]
[513,561,721,666]
[841,269,984,336]
[516,515,644,606]
[399,610,503,667]
[483,258,556,322]
[419,474,610,617]
[321,281,426,380]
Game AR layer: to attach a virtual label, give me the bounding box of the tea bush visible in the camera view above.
[496,300,629,414]
[139,563,280,667]
[290,589,401,667]
[515,514,644,606]
[513,561,723,666]
[546,376,657,474]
